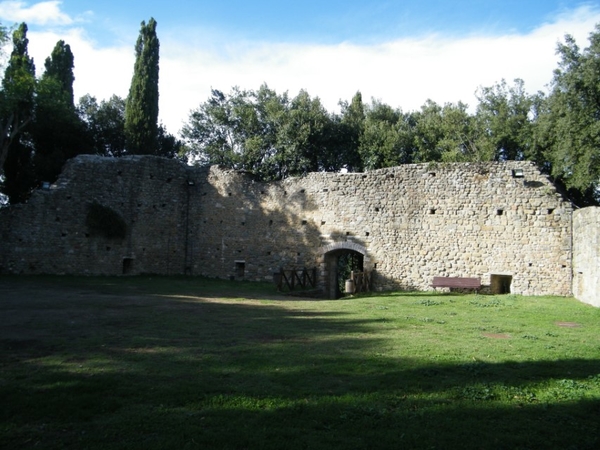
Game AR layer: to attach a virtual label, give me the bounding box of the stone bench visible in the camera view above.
[432,276,481,292]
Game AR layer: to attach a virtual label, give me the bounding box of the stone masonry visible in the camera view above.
[573,207,600,307]
[0,155,577,298]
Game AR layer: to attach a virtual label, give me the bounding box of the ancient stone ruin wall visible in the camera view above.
[573,207,600,307]
[0,155,573,297]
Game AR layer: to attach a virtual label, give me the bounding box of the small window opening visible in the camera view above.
[228,192,232,197]
[375,207,380,212]
[302,220,308,225]
[497,209,504,216]
[323,188,328,192]
[321,221,326,225]
[365,232,370,237]
[429,208,436,215]
[547,208,555,214]
[429,172,436,177]
[269,219,273,226]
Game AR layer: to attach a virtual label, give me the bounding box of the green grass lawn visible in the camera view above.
[1,276,599,449]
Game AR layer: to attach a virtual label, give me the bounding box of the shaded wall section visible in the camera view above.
[573,207,600,307]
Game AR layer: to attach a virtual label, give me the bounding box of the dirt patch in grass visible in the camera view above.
[555,321,581,328]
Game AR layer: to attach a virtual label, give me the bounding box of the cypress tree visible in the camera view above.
[124,18,160,155]
[31,39,92,185]
[43,40,75,106]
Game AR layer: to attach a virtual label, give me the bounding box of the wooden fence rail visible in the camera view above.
[275,267,317,292]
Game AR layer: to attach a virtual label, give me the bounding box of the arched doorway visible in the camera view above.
[321,242,371,299]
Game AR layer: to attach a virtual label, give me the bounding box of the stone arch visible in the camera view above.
[320,242,372,299]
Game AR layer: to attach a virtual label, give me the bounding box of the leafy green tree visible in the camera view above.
[275,90,331,178]
[78,94,127,157]
[181,88,244,167]
[0,23,36,203]
[359,100,412,170]
[535,25,600,205]
[0,23,35,178]
[475,79,534,161]
[124,18,159,155]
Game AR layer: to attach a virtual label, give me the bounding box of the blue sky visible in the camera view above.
[1,1,600,134]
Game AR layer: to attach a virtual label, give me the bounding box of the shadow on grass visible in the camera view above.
[1,276,599,449]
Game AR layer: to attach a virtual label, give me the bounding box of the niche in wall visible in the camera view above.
[491,274,512,294]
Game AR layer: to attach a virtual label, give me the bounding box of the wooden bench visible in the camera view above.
[432,276,481,292]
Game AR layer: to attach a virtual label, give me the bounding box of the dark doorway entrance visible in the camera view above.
[336,251,363,297]
[324,250,364,299]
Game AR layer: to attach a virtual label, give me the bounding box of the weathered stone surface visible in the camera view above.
[0,156,575,297]
[573,207,600,307]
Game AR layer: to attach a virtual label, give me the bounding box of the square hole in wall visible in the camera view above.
[497,209,504,216]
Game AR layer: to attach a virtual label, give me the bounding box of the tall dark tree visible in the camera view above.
[124,18,159,155]
[31,40,91,185]
[43,40,75,105]
[0,23,35,177]
[1,23,36,203]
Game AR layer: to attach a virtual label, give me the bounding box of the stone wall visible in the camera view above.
[0,155,574,297]
[573,207,600,307]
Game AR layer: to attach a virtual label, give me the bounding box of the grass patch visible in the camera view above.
[1,276,599,449]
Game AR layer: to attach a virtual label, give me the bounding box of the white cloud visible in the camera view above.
[0,1,73,26]
[15,3,600,135]
[159,5,600,133]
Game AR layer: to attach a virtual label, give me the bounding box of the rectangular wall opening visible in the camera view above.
[491,274,512,294]
[123,258,134,275]
[235,261,245,279]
